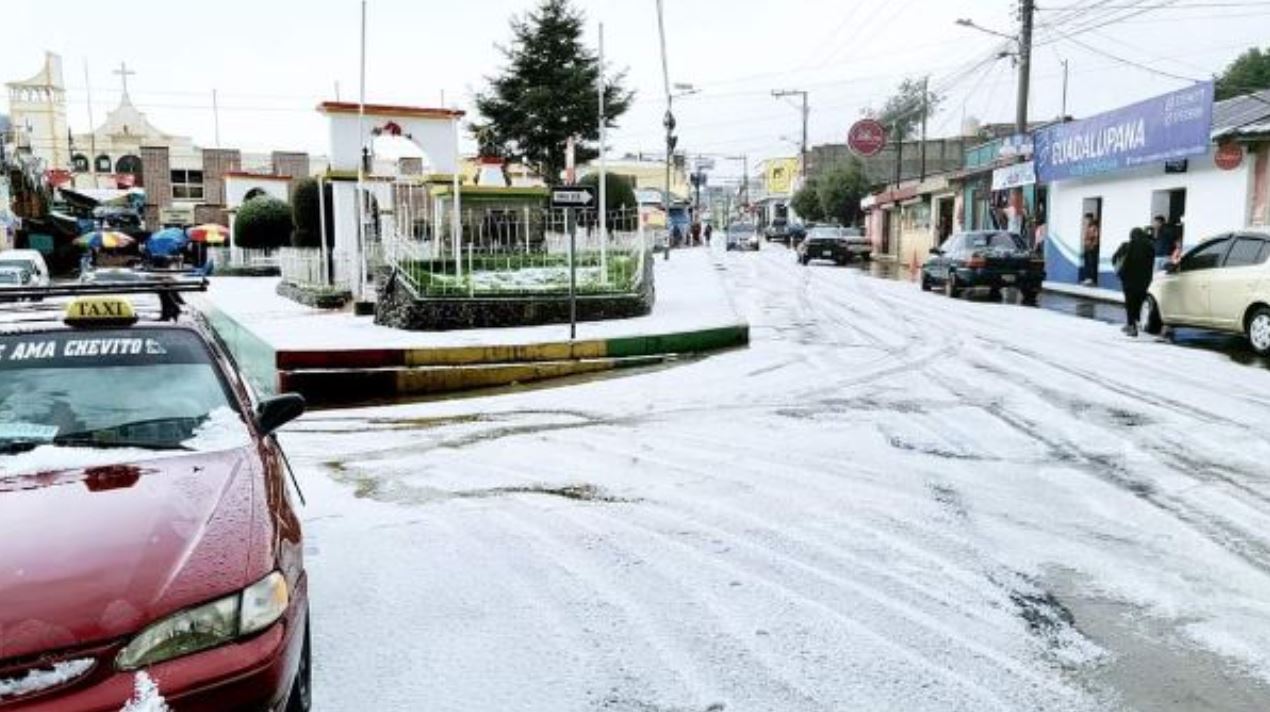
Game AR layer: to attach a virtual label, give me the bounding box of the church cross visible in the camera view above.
[113,61,136,96]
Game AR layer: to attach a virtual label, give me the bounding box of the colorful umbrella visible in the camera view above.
[186,223,230,245]
[74,230,135,250]
[146,227,188,257]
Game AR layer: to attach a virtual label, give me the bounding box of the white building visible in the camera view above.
[1044,87,1270,287]
[5,52,70,172]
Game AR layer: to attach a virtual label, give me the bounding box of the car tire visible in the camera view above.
[920,273,932,292]
[1021,289,1040,305]
[944,273,961,298]
[1246,305,1270,356]
[1142,295,1164,336]
[285,621,313,712]
[989,288,1003,301]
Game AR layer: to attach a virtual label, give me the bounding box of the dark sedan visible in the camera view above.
[797,226,869,266]
[921,230,1045,302]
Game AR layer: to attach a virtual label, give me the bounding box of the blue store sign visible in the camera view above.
[1034,82,1214,182]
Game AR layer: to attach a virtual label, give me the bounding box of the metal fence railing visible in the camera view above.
[386,207,650,298]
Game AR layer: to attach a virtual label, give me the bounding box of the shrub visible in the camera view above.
[291,178,335,248]
[235,195,294,249]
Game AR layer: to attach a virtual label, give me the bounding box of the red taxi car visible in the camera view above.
[0,283,310,711]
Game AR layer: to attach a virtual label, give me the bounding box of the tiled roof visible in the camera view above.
[1212,89,1270,139]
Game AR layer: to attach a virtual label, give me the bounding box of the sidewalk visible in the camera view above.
[1042,281,1125,304]
[193,249,749,405]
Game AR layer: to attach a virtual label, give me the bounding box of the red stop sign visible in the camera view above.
[1215,143,1243,171]
[848,119,887,157]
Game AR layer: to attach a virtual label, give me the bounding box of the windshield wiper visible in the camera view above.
[52,435,192,452]
[0,441,42,455]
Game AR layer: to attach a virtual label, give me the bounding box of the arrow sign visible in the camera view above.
[551,185,596,209]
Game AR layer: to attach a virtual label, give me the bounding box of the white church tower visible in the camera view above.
[5,52,70,170]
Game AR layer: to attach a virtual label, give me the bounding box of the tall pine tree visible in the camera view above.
[473,0,633,185]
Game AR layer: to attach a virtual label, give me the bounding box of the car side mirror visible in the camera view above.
[256,393,306,436]
[929,248,943,256]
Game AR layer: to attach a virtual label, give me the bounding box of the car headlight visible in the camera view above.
[116,572,289,670]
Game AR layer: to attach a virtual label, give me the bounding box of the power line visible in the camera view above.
[1052,30,1203,81]
[1042,0,1270,8]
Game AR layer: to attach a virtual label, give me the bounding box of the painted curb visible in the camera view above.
[199,298,749,404]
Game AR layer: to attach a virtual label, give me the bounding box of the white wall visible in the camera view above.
[1048,146,1253,283]
[326,112,457,174]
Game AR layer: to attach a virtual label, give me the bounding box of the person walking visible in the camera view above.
[1081,213,1101,286]
[1113,226,1157,337]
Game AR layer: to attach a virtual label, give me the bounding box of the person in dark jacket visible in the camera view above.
[1114,227,1158,337]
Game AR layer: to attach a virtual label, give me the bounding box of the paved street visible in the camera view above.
[284,247,1270,712]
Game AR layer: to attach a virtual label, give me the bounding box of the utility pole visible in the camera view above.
[1014,0,1035,237]
[772,89,809,178]
[597,21,608,278]
[83,60,97,183]
[920,75,929,181]
[1016,0,1034,135]
[211,89,222,148]
[656,0,673,260]
[1060,59,1069,119]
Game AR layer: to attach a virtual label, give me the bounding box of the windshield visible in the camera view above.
[0,270,25,285]
[965,232,1024,250]
[728,225,755,235]
[0,329,248,468]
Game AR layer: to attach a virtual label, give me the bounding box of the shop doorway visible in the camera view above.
[936,197,954,246]
[1151,188,1187,244]
[1080,197,1103,285]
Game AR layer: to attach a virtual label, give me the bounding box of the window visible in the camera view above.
[1224,238,1269,268]
[115,154,142,176]
[95,154,112,173]
[1181,237,1231,272]
[171,170,205,201]
[71,154,89,172]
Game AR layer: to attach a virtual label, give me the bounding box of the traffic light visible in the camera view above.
[664,110,677,154]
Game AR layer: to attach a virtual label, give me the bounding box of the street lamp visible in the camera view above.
[955,18,1017,43]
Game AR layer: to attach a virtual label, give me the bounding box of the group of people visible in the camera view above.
[1113,214,1185,337]
[670,221,712,247]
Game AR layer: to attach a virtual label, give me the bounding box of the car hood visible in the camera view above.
[0,447,267,660]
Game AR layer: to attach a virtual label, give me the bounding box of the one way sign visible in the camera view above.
[551,185,596,209]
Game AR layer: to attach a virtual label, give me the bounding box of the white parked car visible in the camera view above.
[1144,230,1270,355]
[0,249,50,287]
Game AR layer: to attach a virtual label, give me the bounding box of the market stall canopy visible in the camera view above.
[146,228,187,256]
[186,224,229,245]
[74,230,135,250]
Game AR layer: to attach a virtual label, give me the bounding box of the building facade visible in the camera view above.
[1043,85,1270,288]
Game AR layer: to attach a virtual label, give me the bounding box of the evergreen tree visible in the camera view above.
[473,0,633,185]
[1217,47,1270,100]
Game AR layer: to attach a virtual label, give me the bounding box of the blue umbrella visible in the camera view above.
[146,227,187,257]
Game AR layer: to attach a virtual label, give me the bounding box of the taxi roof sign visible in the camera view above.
[64,296,139,327]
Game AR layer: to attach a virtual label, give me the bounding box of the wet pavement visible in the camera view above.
[812,252,1270,371]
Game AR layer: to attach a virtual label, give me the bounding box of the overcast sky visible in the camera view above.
[5,0,1268,176]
